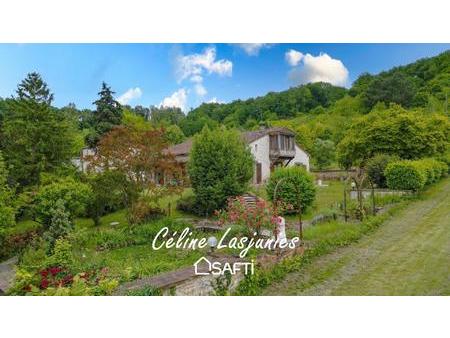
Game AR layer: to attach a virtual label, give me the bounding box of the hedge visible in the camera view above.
[385,158,447,191]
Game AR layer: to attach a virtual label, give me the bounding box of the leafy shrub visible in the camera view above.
[86,170,128,226]
[34,178,93,224]
[437,152,450,174]
[48,238,75,268]
[216,196,279,234]
[0,150,16,232]
[266,166,316,213]
[366,154,398,188]
[385,158,447,191]
[0,229,39,260]
[188,127,253,215]
[176,194,198,214]
[128,199,165,225]
[385,160,426,191]
[0,205,16,228]
[426,158,448,179]
[94,229,133,251]
[43,200,74,250]
[416,159,436,185]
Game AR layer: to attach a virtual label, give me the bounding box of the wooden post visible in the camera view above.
[343,185,348,222]
[298,193,303,243]
[371,184,376,215]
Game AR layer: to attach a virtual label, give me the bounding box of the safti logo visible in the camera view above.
[193,256,254,276]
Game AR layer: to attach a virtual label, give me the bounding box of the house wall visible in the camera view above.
[248,135,271,184]
[249,136,310,184]
[288,144,310,171]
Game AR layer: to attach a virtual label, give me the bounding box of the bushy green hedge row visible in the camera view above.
[385,158,448,191]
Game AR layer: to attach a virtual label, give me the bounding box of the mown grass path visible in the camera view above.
[264,178,450,295]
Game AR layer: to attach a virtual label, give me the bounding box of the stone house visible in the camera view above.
[168,127,310,185]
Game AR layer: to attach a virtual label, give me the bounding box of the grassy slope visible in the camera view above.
[264,178,450,295]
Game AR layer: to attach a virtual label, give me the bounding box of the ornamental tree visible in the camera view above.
[266,166,316,213]
[90,126,184,222]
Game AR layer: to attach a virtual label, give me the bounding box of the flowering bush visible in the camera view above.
[11,265,117,296]
[216,196,288,234]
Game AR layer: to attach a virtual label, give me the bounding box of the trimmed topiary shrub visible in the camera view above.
[437,152,450,174]
[366,154,398,188]
[385,160,426,191]
[417,159,436,185]
[413,158,447,186]
[266,166,316,213]
[384,158,447,191]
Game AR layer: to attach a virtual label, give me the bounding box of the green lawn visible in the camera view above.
[285,179,344,221]
[263,178,450,295]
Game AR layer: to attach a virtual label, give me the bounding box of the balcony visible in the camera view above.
[269,148,296,159]
[269,134,295,160]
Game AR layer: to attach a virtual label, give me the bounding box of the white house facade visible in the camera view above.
[73,127,310,185]
[169,127,310,185]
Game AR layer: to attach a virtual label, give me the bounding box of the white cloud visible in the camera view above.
[190,75,203,83]
[176,47,232,83]
[194,83,207,96]
[206,97,224,104]
[159,88,188,112]
[287,52,349,87]
[117,87,142,105]
[236,43,272,56]
[285,49,303,66]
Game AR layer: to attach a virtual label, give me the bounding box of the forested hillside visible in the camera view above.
[0,50,448,171]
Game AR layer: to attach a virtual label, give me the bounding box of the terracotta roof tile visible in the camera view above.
[167,127,296,156]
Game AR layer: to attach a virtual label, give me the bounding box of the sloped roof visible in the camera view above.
[168,127,296,156]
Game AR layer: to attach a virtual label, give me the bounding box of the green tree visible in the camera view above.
[87,82,123,146]
[337,105,450,167]
[86,171,128,226]
[188,127,253,215]
[16,72,54,104]
[1,73,76,187]
[313,138,335,169]
[363,72,417,109]
[0,151,16,229]
[366,154,398,188]
[150,106,185,125]
[164,124,185,145]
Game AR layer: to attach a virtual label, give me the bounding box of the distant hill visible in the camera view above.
[180,50,449,136]
[350,50,449,109]
[180,82,347,136]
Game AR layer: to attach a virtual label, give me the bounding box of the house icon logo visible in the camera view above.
[194,256,212,275]
[193,256,255,276]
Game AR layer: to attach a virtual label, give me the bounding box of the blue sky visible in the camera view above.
[0,43,448,111]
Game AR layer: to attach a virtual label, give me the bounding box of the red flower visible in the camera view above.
[40,279,49,289]
[49,267,62,276]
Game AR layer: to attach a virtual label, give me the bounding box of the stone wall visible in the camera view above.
[164,271,245,296]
